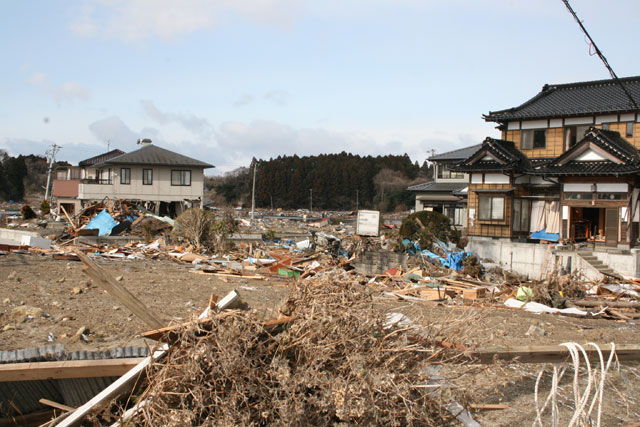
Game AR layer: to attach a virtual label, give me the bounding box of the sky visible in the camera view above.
[2,0,640,175]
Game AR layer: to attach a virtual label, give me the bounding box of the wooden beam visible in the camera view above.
[573,299,640,309]
[59,205,77,231]
[74,249,164,329]
[57,349,167,427]
[468,344,640,364]
[38,399,75,412]
[0,358,145,382]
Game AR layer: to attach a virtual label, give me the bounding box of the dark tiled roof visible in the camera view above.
[98,144,214,168]
[79,149,125,167]
[484,76,640,122]
[530,127,640,176]
[452,137,530,173]
[428,144,482,161]
[407,181,467,192]
[534,161,640,176]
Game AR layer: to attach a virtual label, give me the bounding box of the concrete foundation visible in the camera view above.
[467,236,640,279]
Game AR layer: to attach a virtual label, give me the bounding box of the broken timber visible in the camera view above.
[0,358,145,382]
[468,344,640,364]
[74,249,163,329]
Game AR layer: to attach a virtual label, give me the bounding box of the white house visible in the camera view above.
[53,139,214,217]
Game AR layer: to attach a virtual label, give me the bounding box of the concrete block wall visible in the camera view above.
[0,228,51,249]
[467,237,556,279]
[469,236,640,279]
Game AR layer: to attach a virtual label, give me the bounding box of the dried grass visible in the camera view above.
[126,274,471,426]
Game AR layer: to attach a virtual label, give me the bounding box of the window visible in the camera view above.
[627,122,634,138]
[98,168,112,184]
[596,193,627,201]
[565,125,590,148]
[478,195,504,221]
[512,199,531,232]
[171,170,192,186]
[602,123,610,131]
[143,169,153,185]
[522,129,546,149]
[120,168,131,185]
[437,163,464,179]
[564,192,593,201]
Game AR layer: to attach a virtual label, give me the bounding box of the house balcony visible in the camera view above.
[52,179,80,198]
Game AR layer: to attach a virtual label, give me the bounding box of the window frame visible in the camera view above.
[522,129,546,149]
[478,195,505,221]
[627,122,634,138]
[437,163,464,180]
[171,170,192,186]
[120,167,131,185]
[142,168,153,185]
[512,199,531,232]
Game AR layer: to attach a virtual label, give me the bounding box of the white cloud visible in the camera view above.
[88,116,146,147]
[25,72,91,105]
[263,90,289,106]
[233,94,254,107]
[141,100,214,138]
[70,0,305,43]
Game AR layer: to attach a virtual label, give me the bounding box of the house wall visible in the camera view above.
[467,183,513,238]
[502,121,640,156]
[78,166,204,202]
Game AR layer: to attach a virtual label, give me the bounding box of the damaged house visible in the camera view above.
[451,76,640,277]
[52,139,214,217]
[407,144,481,229]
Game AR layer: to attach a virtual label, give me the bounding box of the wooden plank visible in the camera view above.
[573,299,640,309]
[0,410,55,427]
[38,399,75,412]
[59,205,77,231]
[57,349,167,427]
[468,344,640,364]
[470,404,508,411]
[74,249,163,329]
[0,358,145,382]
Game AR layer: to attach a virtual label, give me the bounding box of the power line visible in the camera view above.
[561,0,639,110]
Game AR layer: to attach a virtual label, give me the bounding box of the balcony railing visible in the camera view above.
[81,178,113,185]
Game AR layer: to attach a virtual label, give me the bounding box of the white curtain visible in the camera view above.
[545,201,560,233]
[530,200,546,232]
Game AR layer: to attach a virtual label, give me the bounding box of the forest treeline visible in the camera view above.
[207,152,431,212]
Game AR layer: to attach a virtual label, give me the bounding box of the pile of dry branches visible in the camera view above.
[127,276,470,426]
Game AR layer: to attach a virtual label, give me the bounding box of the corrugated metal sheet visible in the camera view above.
[0,345,149,418]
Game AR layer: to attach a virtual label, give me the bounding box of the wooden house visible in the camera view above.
[453,76,640,248]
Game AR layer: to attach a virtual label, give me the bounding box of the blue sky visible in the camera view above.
[2,0,640,174]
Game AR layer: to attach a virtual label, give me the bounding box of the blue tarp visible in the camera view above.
[530,229,560,242]
[85,209,118,236]
[422,249,471,271]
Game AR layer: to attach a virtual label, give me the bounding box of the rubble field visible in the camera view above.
[1,252,639,425]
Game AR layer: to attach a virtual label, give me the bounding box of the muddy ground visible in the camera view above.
[1,252,639,425]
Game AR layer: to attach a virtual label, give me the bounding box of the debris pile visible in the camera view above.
[124,275,471,426]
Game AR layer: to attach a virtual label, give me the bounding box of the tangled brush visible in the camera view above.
[126,276,470,426]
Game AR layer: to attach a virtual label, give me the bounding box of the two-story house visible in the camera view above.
[453,76,640,249]
[407,144,481,228]
[53,139,214,217]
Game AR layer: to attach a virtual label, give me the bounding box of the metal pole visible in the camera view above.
[309,188,313,213]
[250,161,257,220]
[356,190,359,211]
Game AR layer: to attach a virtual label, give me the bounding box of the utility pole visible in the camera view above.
[356,189,359,212]
[44,144,61,202]
[309,188,313,214]
[250,160,257,220]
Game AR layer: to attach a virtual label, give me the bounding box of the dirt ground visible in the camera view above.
[1,252,639,425]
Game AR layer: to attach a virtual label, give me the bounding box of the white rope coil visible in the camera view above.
[532,342,617,427]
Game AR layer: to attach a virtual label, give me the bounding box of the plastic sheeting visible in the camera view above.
[529,229,560,242]
[84,209,118,236]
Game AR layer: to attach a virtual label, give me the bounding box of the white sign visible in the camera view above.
[356,210,380,236]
